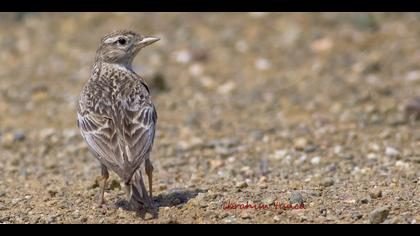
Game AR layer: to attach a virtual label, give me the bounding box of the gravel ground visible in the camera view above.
[0,13,419,224]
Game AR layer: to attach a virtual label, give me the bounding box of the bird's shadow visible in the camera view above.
[115,187,206,220]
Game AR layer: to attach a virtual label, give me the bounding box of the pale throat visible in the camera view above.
[95,57,136,71]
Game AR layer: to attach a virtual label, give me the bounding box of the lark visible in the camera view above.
[77,30,159,212]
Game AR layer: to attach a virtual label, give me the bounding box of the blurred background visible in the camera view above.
[0,13,418,223]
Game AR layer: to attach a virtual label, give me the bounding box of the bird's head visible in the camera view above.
[95,30,160,67]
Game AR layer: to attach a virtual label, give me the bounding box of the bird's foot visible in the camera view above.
[97,199,109,210]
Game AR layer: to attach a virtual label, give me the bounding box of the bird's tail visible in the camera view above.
[126,169,153,210]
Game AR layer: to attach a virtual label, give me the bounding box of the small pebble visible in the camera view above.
[217,81,236,95]
[320,208,327,217]
[46,216,57,224]
[255,58,271,71]
[320,177,334,187]
[341,153,354,160]
[235,181,248,189]
[405,97,420,121]
[311,37,333,52]
[385,147,399,158]
[409,156,420,164]
[71,210,80,219]
[289,192,304,205]
[351,212,363,220]
[369,189,382,199]
[75,199,82,204]
[294,138,308,151]
[310,156,321,165]
[159,184,168,191]
[173,50,191,64]
[188,63,203,77]
[304,145,316,153]
[13,130,26,142]
[240,211,251,219]
[144,212,155,220]
[359,197,370,204]
[369,207,390,224]
[203,210,215,219]
[47,188,58,197]
[272,149,288,160]
[367,153,378,160]
[199,202,208,208]
[209,159,224,169]
[261,197,276,206]
[223,216,236,224]
[11,198,22,205]
[219,212,229,219]
[395,161,410,169]
[1,133,15,147]
[258,183,268,189]
[258,176,268,183]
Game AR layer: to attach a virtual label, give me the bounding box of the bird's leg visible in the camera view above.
[145,159,154,199]
[99,164,109,206]
[124,183,131,201]
[137,172,157,216]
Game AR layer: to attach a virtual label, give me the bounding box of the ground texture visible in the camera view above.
[0,13,419,224]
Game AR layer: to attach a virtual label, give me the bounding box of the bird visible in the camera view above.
[77,30,159,212]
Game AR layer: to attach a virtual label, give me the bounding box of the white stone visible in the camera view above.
[217,81,236,95]
[310,156,321,165]
[255,58,271,71]
[395,161,410,169]
[272,149,288,160]
[405,70,420,81]
[189,63,203,77]
[367,153,378,160]
[173,50,191,64]
[333,145,342,154]
[298,155,307,162]
[385,147,400,158]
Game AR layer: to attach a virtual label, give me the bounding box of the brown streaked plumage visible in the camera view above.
[77,30,159,213]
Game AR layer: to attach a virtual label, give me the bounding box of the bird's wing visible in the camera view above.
[77,95,157,183]
[116,98,157,182]
[77,111,126,177]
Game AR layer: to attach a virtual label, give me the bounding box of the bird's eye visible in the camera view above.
[117,38,127,45]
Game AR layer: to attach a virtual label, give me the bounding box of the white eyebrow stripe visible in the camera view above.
[104,36,120,44]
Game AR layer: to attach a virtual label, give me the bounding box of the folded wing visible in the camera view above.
[77,99,157,183]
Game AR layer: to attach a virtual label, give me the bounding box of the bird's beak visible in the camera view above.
[135,36,160,48]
